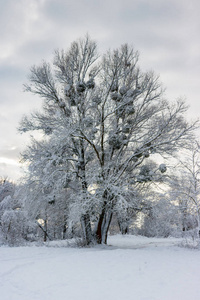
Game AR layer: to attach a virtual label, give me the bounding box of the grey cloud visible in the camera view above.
[16,37,60,65]
[119,1,181,24]
[0,63,26,82]
[42,0,76,23]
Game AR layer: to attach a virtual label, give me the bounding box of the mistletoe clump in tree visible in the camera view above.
[19,35,197,245]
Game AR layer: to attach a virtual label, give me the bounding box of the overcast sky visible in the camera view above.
[0,0,199,181]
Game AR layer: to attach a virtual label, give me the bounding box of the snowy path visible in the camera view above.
[0,235,200,300]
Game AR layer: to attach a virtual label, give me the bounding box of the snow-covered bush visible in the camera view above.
[1,210,27,246]
[139,198,182,238]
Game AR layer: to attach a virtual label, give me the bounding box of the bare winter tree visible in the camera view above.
[20,136,73,242]
[0,179,36,245]
[0,177,15,203]
[19,35,198,244]
[169,142,200,237]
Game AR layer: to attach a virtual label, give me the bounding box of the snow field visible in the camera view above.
[0,235,200,300]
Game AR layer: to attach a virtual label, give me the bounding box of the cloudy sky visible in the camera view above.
[0,0,199,181]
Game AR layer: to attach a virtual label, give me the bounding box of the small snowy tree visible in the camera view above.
[0,178,16,244]
[20,137,72,241]
[19,35,197,244]
[1,208,27,246]
[0,183,36,246]
[114,161,170,235]
[169,142,200,238]
[139,197,181,237]
[0,177,15,203]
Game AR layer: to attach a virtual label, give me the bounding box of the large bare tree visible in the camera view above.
[19,35,197,244]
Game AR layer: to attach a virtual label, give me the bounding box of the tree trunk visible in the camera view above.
[81,213,93,245]
[95,201,107,244]
[62,221,67,239]
[196,210,200,239]
[95,204,113,244]
[101,209,113,244]
[95,188,114,244]
[118,218,129,235]
[79,140,93,245]
[37,220,49,242]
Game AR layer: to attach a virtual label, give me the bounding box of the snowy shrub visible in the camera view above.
[139,199,181,238]
[1,210,27,246]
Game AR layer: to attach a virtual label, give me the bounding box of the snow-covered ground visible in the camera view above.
[0,235,200,300]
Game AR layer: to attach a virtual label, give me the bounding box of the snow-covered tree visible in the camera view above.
[20,137,73,241]
[0,181,36,246]
[113,161,171,235]
[19,35,197,244]
[139,196,181,237]
[169,142,200,237]
[0,178,16,243]
[0,177,15,203]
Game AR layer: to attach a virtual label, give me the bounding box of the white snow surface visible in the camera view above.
[0,235,200,300]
